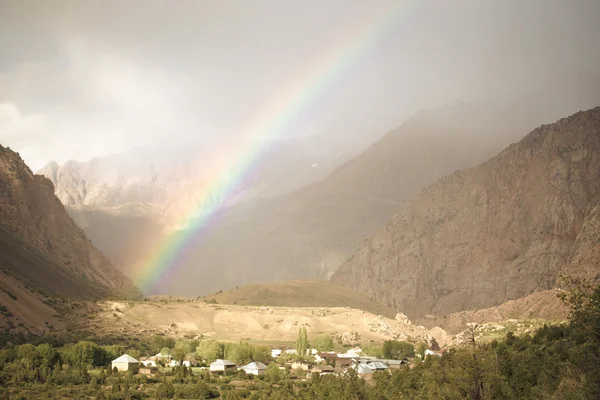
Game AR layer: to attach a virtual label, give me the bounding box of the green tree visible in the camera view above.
[314,335,334,351]
[225,342,252,365]
[362,343,383,358]
[296,327,309,358]
[265,363,282,383]
[17,343,40,368]
[250,345,271,364]
[101,345,125,361]
[196,339,223,363]
[36,344,58,367]
[560,277,600,342]
[151,335,167,354]
[415,342,428,359]
[382,340,414,360]
[68,341,107,367]
[159,347,172,358]
[171,345,188,365]
[89,376,98,390]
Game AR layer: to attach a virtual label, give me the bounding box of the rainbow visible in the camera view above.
[136,1,419,294]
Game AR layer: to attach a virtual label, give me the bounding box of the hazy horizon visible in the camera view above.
[1,0,600,170]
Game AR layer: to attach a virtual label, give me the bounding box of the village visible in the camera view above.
[111,341,443,381]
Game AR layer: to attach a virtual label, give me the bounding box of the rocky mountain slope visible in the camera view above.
[332,107,600,318]
[0,144,139,331]
[415,289,569,334]
[149,100,575,296]
[61,98,597,296]
[38,134,369,219]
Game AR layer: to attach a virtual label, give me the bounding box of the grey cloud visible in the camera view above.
[0,0,599,168]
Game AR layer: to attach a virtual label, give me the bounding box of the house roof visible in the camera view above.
[210,359,236,366]
[242,361,267,370]
[313,365,335,372]
[381,359,407,365]
[354,364,374,374]
[367,361,389,370]
[112,354,139,363]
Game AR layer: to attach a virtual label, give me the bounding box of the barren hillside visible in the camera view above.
[0,144,139,332]
[93,300,450,347]
[202,280,397,318]
[332,107,600,318]
[139,100,550,296]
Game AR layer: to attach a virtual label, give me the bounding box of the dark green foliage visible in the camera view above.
[296,327,309,358]
[382,340,414,360]
[314,335,334,351]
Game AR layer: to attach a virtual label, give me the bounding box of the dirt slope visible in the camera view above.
[202,280,397,319]
[332,107,600,318]
[416,290,569,334]
[94,300,450,347]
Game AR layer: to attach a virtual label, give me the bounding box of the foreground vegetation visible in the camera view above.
[1,281,599,399]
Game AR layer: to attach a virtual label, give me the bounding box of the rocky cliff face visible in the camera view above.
[37,135,365,219]
[0,144,138,296]
[331,107,600,318]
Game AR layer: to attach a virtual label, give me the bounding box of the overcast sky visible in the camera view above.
[1,0,599,170]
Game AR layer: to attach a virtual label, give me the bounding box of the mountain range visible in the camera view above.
[0,145,138,332]
[37,83,600,297]
[332,106,600,318]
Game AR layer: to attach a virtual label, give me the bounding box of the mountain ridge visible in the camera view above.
[0,144,138,298]
[331,106,600,318]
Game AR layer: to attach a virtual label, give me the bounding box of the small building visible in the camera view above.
[168,360,191,367]
[335,357,355,368]
[241,361,267,375]
[381,359,408,369]
[310,365,335,376]
[284,349,298,355]
[139,367,158,375]
[353,363,374,375]
[366,361,389,371]
[111,354,140,372]
[347,347,362,357]
[155,351,171,360]
[291,361,313,371]
[314,352,336,363]
[142,360,157,368]
[209,359,237,373]
[271,349,282,358]
[425,349,441,357]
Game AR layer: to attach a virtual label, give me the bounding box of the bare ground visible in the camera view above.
[92,300,452,347]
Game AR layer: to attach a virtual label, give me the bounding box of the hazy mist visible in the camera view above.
[1,0,599,169]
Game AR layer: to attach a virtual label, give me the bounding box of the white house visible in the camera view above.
[284,349,298,355]
[366,361,389,371]
[168,360,191,367]
[425,349,441,357]
[111,354,139,372]
[142,360,157,368]
[314,351,336,363]
[209,359,237,373]
[241,361,267,375]
[271,349,282,358]
[155,352,171,360]
[347,347,363,357]
[353,363,374,375]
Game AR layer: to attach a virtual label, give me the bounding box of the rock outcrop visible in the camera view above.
[0,144,138,296]
[332,107,600,318]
